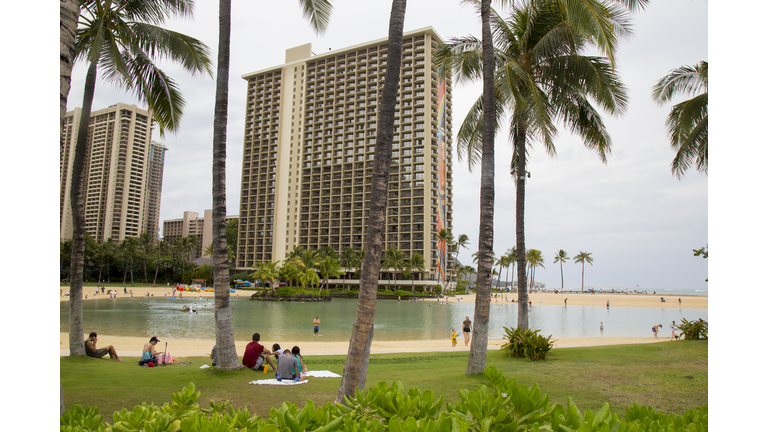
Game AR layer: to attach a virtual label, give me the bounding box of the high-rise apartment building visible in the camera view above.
[60,103,167,242]
[236,27,454,283]
[143,140,168,240]
[163,210,238,262]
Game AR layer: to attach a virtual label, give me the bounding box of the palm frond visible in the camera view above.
[667,93,707,177]
[652,61,708,103]
[556,0,634,66]
[130,22,214,77]
[299,0,333,34]
[118,0,195,25]
[557,92,613,163]
[124,49,186,134]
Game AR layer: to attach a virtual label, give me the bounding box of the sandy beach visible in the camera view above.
[60,285,707,309]
[60,286,705,357]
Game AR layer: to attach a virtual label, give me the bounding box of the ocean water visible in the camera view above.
[61,297,708,343]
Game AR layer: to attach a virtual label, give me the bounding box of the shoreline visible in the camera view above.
[60,333,672,358]
[59,287,708,309]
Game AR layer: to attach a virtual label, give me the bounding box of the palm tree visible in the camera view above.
[404,253,426,294]
[138,233,154,284]
[652,61,708,177]
[210,0,332,371]
[320,245,339,261]
[554,249,569,291]
[526,249,545,290]
[454,234,470,263]
[382,247,406,291]
[118,237,139,287]
[66,0,212,356]
[573,251,594,292]
[153,240,170,286]
[437,0,643,339]
[436,228,454,287]
[280,262,301,287]
[337,0,405,403]
[60,0,80,137]
[298,268,320,290]
[339,247,359,292]
[252,261,281,292]
[499,253,512,290]
[316,256,342,291]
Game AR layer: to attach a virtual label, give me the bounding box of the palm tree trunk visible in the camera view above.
[60,0,80,140]
[560,261,564,290]
[515,122,529,330]
[581,263,585,292]
[68,59,99,356]
[466,0,495,375]
[143,255,149,285]
[130,258,134,286]
[153,262,160,285]
[336,0,405,403]
[97,254,104,285]
[212,0,239,371]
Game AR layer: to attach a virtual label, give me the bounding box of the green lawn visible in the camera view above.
[61,341,706,419]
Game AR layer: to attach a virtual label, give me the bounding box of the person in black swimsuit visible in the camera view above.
[462,316,472,347]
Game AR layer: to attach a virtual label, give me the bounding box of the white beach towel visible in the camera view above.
[199,364,210,369]
[249,379,308,385]
[305,370,341,378]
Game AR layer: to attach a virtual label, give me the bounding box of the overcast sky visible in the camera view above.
[62,0,709,291]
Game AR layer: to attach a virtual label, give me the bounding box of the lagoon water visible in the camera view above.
[60,297,708,342]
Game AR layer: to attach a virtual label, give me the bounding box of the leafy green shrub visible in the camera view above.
[62,369,707,432]
[674,318,708,340]
[456,282,467,291]
[230,272,252,282]
[394,290,412,297]
[501,327,555,361]
[273,286,323,297]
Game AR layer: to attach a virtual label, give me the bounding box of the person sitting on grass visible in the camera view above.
[291,346,309,380]
[142,337,160,362]
[242,333,277,372]
[210,345,217,366]
[84,332,123,362]
[276,349,299,382]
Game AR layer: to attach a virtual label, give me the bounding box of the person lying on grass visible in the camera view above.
[85,332,124,362]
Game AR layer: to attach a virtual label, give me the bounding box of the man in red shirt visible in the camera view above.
[242,333,277,371]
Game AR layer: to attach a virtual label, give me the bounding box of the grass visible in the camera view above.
[61,341,707,419]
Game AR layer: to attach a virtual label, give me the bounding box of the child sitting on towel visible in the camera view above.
[275,350,299,382]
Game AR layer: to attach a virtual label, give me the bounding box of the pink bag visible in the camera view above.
[156,353,174,364]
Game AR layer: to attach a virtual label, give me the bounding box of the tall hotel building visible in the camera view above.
[236,27,454,283]
[60,103,167,242]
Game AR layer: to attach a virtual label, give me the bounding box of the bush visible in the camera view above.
[230,272,253,283]
[61,369,707,432]
[674,318,708,340]
[501,327,555,361]
[273,286,323,297]
[394,290,412,297]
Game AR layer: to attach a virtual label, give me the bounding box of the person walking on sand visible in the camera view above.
[652,324,662,339]
[313,316,320,337]
[462,317,472,347]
